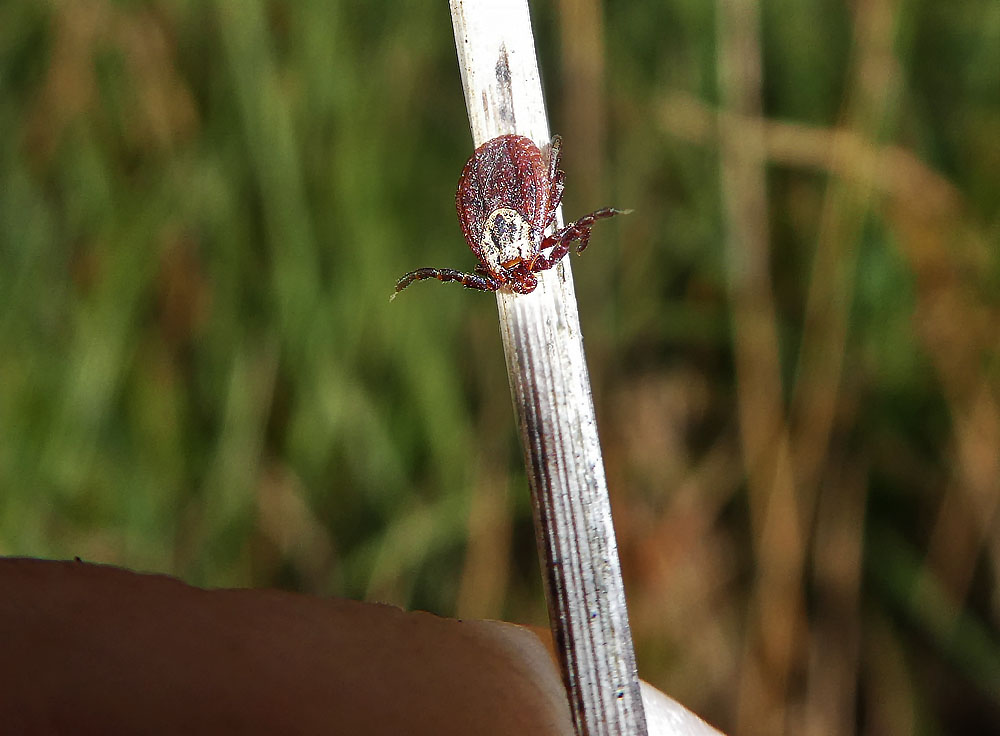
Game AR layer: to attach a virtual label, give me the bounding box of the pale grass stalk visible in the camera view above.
[448,1,645,734]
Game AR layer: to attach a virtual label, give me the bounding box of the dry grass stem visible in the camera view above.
[449,1,646,733]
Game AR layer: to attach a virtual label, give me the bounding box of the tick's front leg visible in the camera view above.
[560,207,631,254]
[531,207,631,271]
[391,268,500,300]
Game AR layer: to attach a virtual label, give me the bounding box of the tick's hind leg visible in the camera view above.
[391,267,499,300]
[546,135,563,180]
[544,137,566,229]
[531,207,631,270]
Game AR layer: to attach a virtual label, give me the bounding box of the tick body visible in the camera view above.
[391,134,628,299]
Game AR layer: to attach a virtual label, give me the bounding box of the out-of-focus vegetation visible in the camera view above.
[1,0,998,733]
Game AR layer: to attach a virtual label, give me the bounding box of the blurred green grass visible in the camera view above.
[1,1,998,733]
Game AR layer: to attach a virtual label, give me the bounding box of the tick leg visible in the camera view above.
[545,137,566,230]
[546,135,563,180]
[546,170,565,230]
[391,267,499,300]
[531,207,631,270]
[565,207,631,252]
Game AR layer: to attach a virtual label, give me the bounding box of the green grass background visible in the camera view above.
[1,1,998,733]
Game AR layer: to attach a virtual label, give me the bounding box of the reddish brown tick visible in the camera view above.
[391,134,629,299]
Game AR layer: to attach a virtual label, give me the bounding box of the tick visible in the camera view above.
[391,134,628,299]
